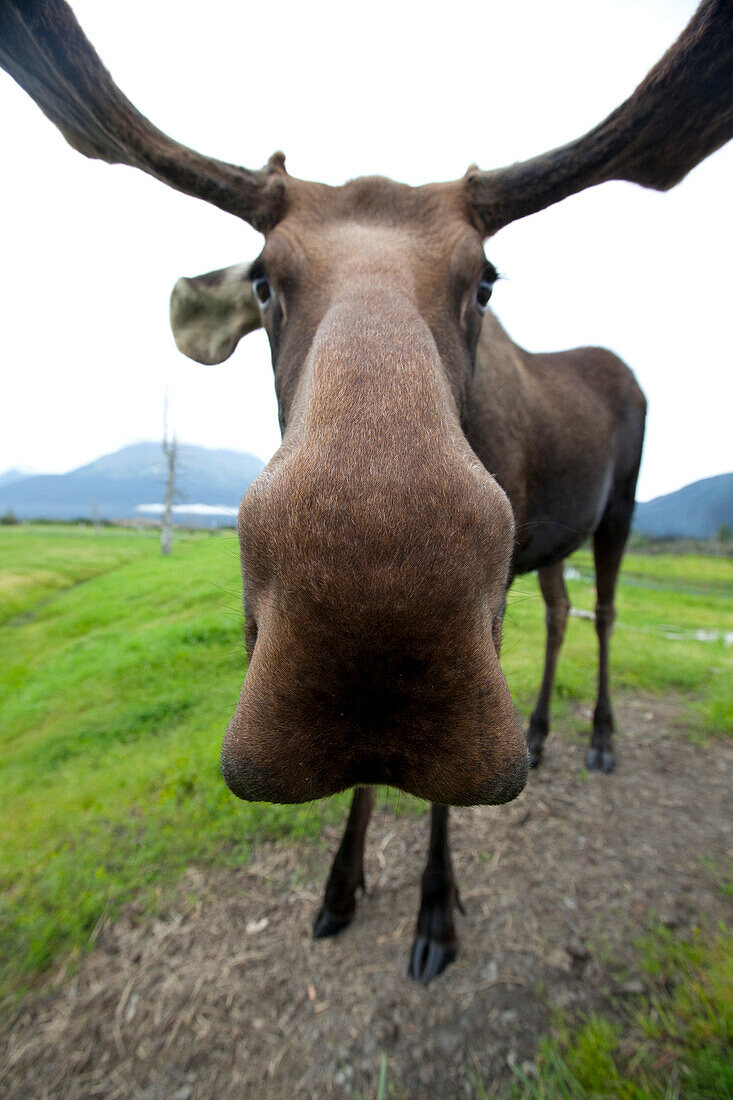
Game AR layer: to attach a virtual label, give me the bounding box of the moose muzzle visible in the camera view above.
[220,464,529,807]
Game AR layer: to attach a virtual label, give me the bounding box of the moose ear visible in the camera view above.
[169,262,262,365]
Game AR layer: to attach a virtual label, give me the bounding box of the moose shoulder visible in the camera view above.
[2,0,730,982]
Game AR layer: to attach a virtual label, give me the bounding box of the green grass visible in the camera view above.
[502,549,732,739]
[507,924,733,1100]
[0,526,351,1008]
[0,523,153,622]
[0,528,731,1010]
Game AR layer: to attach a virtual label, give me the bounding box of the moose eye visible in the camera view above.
[253,277,271,307]
[476,276,495,311]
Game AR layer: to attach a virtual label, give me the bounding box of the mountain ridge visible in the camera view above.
[632,473,732,540]
[0,442,264,525]
[2,449,730,538]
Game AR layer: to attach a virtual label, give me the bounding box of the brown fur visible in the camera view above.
[467,313,647,578]
[222,201,529,805]
[193,180,645,805]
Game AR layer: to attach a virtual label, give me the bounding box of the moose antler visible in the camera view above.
[469,0,733,235]
[2,0,730,238]
[0,0,284,231]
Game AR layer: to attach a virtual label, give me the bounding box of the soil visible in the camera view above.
[1,696,731,1099]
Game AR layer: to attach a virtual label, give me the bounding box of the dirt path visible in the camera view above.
[1,697,731,1099]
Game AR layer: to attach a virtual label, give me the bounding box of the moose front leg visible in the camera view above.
[408,803,463,985]
[313,786,375,938]
[526,561,570,767]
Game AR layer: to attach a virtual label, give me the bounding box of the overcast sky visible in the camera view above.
[1,0,730,501]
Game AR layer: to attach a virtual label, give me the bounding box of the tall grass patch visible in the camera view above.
[0,527,349,1007]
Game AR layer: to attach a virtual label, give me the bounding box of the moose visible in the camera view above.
[1,0,730,984]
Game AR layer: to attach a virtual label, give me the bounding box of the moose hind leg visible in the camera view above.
[408,804,463,985]
[587,491,636,774]
[526,561,570,767]
[314,786,375,938]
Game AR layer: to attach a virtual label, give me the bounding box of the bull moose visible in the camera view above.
[1,0,730,983]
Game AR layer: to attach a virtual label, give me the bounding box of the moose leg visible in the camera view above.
[586,491,636,773]
[313,786,375,938]
[408,803,463,985]
[526,561,570,767]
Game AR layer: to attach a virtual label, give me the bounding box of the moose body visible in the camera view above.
[469,312,646,770]
[1,0,729,982]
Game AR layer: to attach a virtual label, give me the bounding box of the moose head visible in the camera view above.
[2,0,730,808]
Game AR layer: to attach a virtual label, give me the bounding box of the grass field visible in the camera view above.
[1,525,731,1089]
[0,526,356,1008]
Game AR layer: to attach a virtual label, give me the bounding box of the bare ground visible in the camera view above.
[1,696,731,1099]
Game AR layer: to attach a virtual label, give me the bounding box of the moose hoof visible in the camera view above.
[529,749,543,769]
[408,935,456,985]
[586,748,615,773]
[313,905,354,939]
